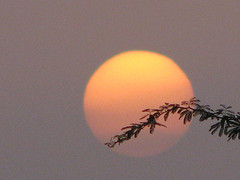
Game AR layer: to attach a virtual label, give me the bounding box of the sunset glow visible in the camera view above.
[84,50,194,157]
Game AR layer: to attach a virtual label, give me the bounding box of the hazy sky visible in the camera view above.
[1,1,240,179]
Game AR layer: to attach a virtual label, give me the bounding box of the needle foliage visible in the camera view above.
[105,97,240,148]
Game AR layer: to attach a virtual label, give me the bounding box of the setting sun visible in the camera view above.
[84,50,194,157]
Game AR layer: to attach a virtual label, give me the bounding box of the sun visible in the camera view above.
[84,50,194,157]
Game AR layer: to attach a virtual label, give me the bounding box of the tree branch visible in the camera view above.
[105,97,240,148]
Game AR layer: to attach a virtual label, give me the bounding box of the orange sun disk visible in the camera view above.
[84,50,194,157]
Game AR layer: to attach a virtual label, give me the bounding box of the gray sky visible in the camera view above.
[1,1,240,179]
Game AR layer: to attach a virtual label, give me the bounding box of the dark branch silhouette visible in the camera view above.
[105,97,240,148]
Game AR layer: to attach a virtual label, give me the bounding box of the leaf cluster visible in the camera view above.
[105,97,240,148]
